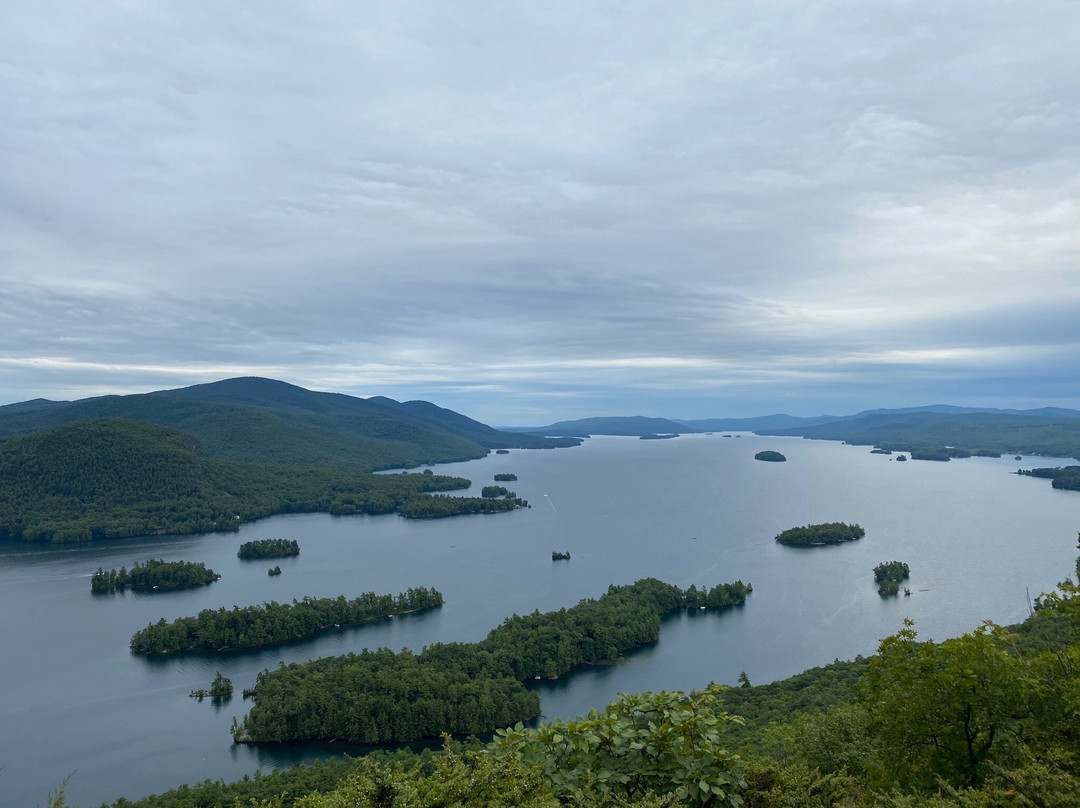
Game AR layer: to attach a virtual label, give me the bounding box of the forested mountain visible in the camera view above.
[0,377,579,472]
[0,419,471,542]
[515,415,696,437]
[760,411,1080,460]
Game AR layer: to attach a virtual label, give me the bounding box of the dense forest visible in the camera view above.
[129,588,443,653]
[774,522,865,546]
[481,485,510,498]
[91,559,220,593]
[493,473,517,481]
[95,568,1080,808]
[232,578,751,745]
[238,539,300,559]
[1020,465,1080,491]
[0,419,478,542]
[397,493,528,519]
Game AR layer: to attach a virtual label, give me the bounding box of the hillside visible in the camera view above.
[0,419,472,542]
[0,377,579,472]
[760,411,1080,460]
[515,415,696,437]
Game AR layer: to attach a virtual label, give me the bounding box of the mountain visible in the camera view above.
[514,415,698,437]
[0,377,579,472]
[760,411,1080,460]
[0,418,474,542]
[675,414,840,432]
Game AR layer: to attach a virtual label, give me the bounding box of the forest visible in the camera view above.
[774,522,865,546]
[232,578,752,745]
[129,588,443,653]
[238,539,300,559]
[1020,465,1080,491]
[91,559,220,593]
[0,418,477,542]
[94,569,1080,808]
[397,493,528,518]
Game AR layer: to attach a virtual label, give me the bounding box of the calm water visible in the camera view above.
[1,434,1078,807]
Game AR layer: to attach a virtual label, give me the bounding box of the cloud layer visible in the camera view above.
[2,1,1078,422]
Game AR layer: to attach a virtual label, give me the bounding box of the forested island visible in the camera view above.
[639,433,677,440]
[191,672,233,701]
[398,493,528,518]
[129,588,443,654]
[267,565,282,576]
[232,577,751,745]
[754,450,787,462]
[91,559,220,593]
[493,473,517,481]
[238,539,300,560]
[774,522,865,546]
[1019,465,1080,491]
[873,560,910,597]
[551,550,570,561]
[481,485,510,498]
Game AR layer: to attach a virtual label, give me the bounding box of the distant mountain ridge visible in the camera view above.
[514,415,696,437]
[0,377,579,473]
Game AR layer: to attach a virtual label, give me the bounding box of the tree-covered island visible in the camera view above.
[481,485,510,498]
[754,450,787,462]
[91,559,220,593]
[398,493,528,518]
[130,588,443,654]
[551,551,570,561]
[774,522,865,546]
[231,577,751,745]
[874,560,910,597]
[238,539,300,560]
[493,473,518,481]
[191,671,233,701]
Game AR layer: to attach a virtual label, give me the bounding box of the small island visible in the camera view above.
[552,551,571,561]
[191,671,233,701]
[495,449,510,454]
[91,559,220,593]
[754,450,787,462]
[493,473,518,481]
[268,565,282,576]
[130,587,444,654]
[870,448,893,455]
[482,485,510,498]
[238,539,300,560]
[896,454,907,462]
[640,433,678,440]
[874,560,910,598]
[774,522,865,546]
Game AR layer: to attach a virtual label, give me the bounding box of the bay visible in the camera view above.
[1,433,1077,808]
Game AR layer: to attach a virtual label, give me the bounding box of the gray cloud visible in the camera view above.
[1,1,1078,422]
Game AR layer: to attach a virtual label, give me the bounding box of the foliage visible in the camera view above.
[91,559,219,593]
[1019,465,1080,491]
[268,565,282,576]
[130,588,442,653]
[872,561,909,584]
[397,494,527,518]
[494,473,518,481]
[877,580,900,597]
[773,523,864,547]
[234,578,752,744]
[481,485,510,498]
[496,687,745,807]
[753,451,786,462]
[192,671,234,701]
[552,551,571,561]
[0,418,476,542]
[239,539,300,559]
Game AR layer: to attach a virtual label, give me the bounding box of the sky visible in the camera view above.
[2,1,1079,424]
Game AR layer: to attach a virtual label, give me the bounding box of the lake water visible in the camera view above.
[1,434,1078,807]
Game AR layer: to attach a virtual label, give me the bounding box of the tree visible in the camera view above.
[858,619,1032,790]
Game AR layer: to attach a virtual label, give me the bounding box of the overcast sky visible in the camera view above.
[2,1,1078,423]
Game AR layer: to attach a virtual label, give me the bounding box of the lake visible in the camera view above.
[1,433,1078,807]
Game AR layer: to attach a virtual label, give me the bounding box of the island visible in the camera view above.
[774,522,865,546]
[130,587,444,654]
[870,448,893,455]
[91,559,220,593]
[481,485,510,498]
[232,577,752,745]
[754,450,787,462]
[238,539,300,560]
[873,560,910,597]
[191,671,233,701]
[896,454,908,461]
[493,473,518,481]
[551,550,571,561]
[397,494,528,518]
[639,433,678,440]
[495,449,510,454]
[267,565,282,576]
